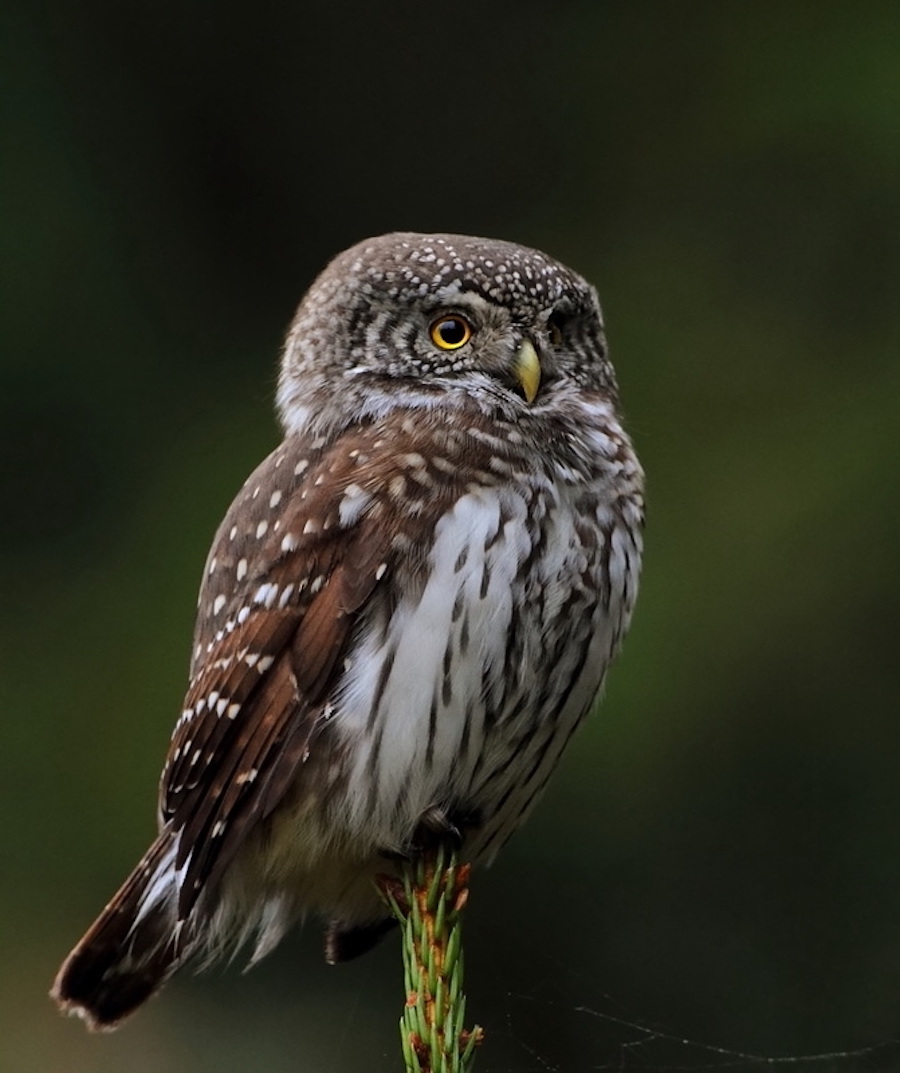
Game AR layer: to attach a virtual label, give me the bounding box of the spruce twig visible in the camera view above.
[379,844,484,1072]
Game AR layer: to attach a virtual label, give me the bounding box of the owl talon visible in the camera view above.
[416,805,461,847]
[374,814,454,860]
[408,805,481,854]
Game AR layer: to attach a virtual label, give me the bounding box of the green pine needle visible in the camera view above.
[379,845,484,1072]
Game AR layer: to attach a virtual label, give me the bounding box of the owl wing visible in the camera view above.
[161,431,395,917]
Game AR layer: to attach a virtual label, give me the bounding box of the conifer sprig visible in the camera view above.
[380,844,483,1072]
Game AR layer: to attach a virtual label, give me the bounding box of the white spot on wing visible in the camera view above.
[338,482,372,526]
[253,582,278,607]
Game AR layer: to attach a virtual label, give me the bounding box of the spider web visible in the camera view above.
[472,954,900,1073]
[496,994,898,1073]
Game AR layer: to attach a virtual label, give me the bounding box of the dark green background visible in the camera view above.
[3,3,899,1070]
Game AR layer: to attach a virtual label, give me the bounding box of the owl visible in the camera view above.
[52,232,644,1030]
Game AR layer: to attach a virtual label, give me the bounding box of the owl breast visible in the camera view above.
[330,442,641,866]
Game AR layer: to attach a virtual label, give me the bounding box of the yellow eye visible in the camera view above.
[429,315,473,350]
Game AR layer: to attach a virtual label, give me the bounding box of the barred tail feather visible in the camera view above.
[51,829,193,1031]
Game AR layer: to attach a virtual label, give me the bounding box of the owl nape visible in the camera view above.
[52,232,644,1031]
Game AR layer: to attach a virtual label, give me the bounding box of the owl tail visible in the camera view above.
[51,828,191,1031]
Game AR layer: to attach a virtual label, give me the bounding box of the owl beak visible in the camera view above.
[513,339,541,404]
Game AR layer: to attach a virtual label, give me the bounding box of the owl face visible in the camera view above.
[277,232,617,439]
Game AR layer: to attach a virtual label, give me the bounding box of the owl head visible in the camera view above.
[276,232,618,439]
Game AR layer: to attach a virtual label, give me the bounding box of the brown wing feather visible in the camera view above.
[159,432,394,917]
[178,653,300,910]
[166,608,300,798]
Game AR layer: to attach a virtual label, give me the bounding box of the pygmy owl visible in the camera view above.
[52,232,644,1029]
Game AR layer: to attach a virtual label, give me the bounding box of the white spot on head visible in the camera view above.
[281,533,299,553]
[208,557,217,576]
[237,558,248,581]
[256,520,269,539]
[294,459,309,476]
[229,525,238,541]
[213,594,226,615]
[269,490,283,509]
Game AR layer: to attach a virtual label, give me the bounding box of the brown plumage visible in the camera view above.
[52,233,644,1030]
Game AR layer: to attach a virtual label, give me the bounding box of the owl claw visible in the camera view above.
[409,805,482,853]
[414,805,462,847]
[376,806,477,862]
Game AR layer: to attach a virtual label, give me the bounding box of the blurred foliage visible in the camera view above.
[2,2,899,1071]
